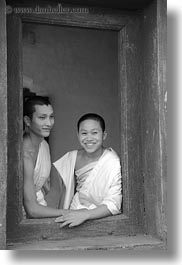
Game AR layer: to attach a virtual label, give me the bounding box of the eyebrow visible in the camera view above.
[37,112,54,116]
[79,128,100,131]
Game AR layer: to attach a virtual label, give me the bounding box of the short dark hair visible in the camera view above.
[77,113,105,132]
[24,96,51,120]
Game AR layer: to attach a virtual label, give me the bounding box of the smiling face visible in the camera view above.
[77,119,107,156]
[24,104,54,139]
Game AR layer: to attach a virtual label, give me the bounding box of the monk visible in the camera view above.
[23,96,66,218]
[54,113,122,227]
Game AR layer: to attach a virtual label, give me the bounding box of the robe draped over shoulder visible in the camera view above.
[53,148,122,214]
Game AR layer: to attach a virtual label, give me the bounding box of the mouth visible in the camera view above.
[84,143,96,147]
[42,128,51,132]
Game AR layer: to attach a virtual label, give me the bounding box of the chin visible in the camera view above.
[42,132,50,137]
[84,147,99,153]
[85,149,95,153]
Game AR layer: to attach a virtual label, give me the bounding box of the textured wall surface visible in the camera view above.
[141,0,167,240]
[0,0,7,250]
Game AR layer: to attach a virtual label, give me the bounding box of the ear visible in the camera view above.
[103,131,107,141]
[24,116,31,127]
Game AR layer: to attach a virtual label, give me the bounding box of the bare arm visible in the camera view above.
[45,166,66,209]
[55,204,111,227]
[23,152,66,218]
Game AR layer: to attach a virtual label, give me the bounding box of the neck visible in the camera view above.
[25,132,43,149]
[84,147,104,160]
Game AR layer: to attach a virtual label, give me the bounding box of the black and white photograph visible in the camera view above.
[0,0,180,263]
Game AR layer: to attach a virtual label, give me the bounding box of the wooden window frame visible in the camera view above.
[0,0,7,250]
[7,6,145,243]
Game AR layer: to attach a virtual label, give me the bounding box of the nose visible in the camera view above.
[46,118,53,126]
[86,133,93,141]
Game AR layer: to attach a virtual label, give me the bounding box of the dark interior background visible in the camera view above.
[23,23,120,161]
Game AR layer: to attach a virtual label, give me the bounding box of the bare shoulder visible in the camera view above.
[23,136,35,162]
[23,135,30,149]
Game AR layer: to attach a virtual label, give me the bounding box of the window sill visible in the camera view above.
[20,213,127,225]
[7,234,166,251]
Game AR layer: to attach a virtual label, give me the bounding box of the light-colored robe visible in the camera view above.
[34,140,51,206]
[53,148,122,215]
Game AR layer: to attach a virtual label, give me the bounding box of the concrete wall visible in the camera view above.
[23,23,120,161]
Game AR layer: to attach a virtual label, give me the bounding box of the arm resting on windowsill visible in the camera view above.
[55,204,111,227]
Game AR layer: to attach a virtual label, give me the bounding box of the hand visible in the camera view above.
[55,210,89,228]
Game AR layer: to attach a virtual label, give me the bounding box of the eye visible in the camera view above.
[39,116,45,120]
[92,131,98,134]
[81,132,87,136]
